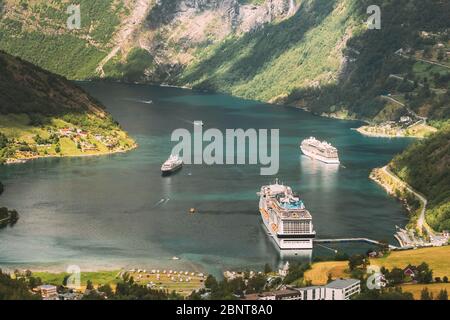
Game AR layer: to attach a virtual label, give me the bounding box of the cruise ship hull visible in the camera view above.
[300,146,340,164]
[161,163,183,176]
[259,208,314,251]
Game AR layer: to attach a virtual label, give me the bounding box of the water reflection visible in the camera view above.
[300,155,340,191]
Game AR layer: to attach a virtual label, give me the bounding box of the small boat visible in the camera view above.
[172,256,180,260]
[189,208,196,214]
[161,155,183,175]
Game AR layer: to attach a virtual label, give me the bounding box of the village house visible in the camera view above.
[76,128,88,138]
[59,128,74,137]
[278,261,290,277]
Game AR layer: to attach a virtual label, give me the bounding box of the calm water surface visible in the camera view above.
[0,82,412,275]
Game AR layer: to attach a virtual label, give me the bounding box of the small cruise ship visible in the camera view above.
[161,155,183,175]
[258,180,315,252]
[300,137,340,164]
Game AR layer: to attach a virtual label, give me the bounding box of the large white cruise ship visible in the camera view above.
[258,180,315,252]
[300,137,340,164]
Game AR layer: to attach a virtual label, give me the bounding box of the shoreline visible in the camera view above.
[4,143,138,165]
[0,257,207,275]
[356,124,437,139]
[369,166,434,236]
[355,126,408,138]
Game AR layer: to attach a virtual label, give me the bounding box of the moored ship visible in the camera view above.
[161,155,183,175]
[300,137,340,164]
[258,180,315,253]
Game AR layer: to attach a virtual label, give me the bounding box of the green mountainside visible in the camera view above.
[390,125,450,232]
[0,0,128,79]
[179,0,356,103]
[0,50,135,163]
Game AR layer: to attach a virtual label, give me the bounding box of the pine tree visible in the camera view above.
[436,289,448,300]
[420,287,433,300]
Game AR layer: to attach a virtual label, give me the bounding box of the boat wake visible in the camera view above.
[123,98,153,104]
[153,198,170,207]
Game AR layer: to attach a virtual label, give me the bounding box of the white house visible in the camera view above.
[324,279,361,300]
[278,261,290,277]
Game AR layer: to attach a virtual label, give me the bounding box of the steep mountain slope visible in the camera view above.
[390,124,450,232]
[0,50,135,162]
[178,0,355,102]
[284,0,450,122]
[1,0,448,123]
[0,50,106,116]
[0,0,131,79]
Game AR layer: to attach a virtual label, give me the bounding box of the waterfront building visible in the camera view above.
[242,279,361,301]
[38,285,58,299]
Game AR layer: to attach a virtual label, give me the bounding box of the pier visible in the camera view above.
[314,238,398,250]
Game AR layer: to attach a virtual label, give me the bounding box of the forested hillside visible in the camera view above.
[179,0,356,103]
[390,124,450,232]
[285,0,450,122]
[0,0,129,79]
[0,50,135,163]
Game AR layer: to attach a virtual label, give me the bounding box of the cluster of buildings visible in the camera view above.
[243,279,361,301]
[59,128,99,152]
[57,127,125,153]
[94,134,119,150]
[35,285,83,301]
[224,262,361,301]
[59,128,88,139]
[395,226,450,249]
[128,269,206,290]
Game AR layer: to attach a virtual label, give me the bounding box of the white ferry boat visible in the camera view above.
[300,137,340,164]
[258,180,315,252]
[161,155,183,175]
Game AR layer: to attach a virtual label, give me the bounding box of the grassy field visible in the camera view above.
[304,261,349,285]
[32,270,122,291]
[32,270,205,296]
[400,283,450,299]
[371,246,450,278]
[305,246,450,286]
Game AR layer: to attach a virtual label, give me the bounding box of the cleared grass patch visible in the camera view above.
[371,246,450,278]
[400,283,450,300]
[304,261,349,285]
[33,270,122,290]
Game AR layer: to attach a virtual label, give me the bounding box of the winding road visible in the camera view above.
[381,166,434,236]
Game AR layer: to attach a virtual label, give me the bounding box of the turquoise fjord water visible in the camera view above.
[0,82,412,275]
